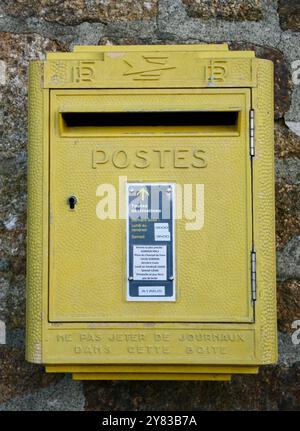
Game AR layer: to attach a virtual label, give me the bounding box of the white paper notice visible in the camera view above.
[138,286,165,296]
[133,245,167,281]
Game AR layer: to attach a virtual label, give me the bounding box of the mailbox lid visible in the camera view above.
[48,89,252,323]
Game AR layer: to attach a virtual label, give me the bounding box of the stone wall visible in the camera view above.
[0,0,299,411]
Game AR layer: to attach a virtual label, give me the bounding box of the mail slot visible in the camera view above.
[26,44,277,381]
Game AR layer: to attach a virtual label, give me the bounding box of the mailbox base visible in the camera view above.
[46,365,259,381]
[72,373,232,381]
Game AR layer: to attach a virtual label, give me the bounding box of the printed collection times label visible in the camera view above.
[126,183,175,302]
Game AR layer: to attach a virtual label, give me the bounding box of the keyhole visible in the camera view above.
[67,195,77,210]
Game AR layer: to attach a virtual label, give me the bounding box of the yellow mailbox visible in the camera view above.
[26,44,277,381]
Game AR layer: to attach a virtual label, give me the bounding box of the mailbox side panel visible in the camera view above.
[26,61,49,363]
[252,58,277,364]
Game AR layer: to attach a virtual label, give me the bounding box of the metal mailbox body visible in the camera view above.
[26,44,277,381]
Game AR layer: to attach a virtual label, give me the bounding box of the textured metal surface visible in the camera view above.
[49,89,252,322]
[26,62,47,363]
[44,44,255,89]
[252,59,277,364]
